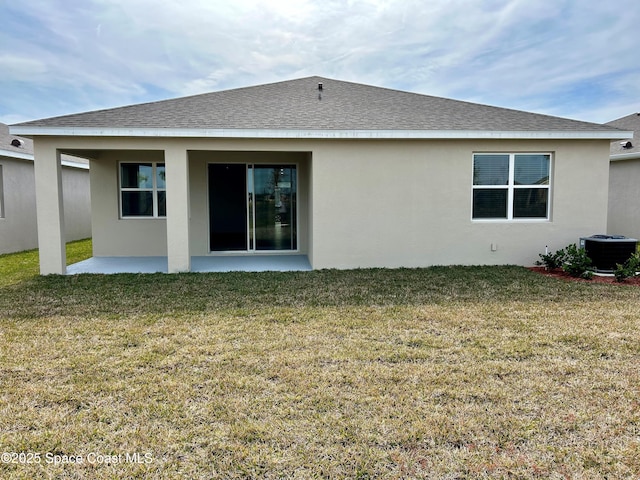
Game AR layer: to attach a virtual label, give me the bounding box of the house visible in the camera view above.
[0,122,91,255]
[9,76,631,274]
[607,113,640,240]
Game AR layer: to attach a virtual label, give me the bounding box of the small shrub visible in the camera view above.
[538,244,594,278]
[562,243,594,279]
[536,247,567,270]
[614,252,640,282]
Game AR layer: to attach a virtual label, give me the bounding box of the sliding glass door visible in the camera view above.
[209,164,297,252]
[253,165,297,250]
[208,164,248,251]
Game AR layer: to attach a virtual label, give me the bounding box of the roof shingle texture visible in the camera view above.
[14,76,619,133]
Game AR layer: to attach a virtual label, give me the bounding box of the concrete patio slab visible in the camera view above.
[66,255,312,275]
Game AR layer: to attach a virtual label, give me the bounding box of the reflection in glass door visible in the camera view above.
[253,165,297,250]
[209,164,297,252]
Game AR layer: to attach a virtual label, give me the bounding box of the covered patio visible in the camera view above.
[66,255,312,274]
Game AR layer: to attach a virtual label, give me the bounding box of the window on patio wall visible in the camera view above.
[119,162,166,217]
[472,153,551,220]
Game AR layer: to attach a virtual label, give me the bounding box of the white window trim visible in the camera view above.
[471,153,552,222]
[119,161,166,219]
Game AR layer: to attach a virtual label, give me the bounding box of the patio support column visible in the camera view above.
[165,145,191,273]
[33,140,66,275]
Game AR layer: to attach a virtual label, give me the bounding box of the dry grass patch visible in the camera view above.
[1,272,639,479]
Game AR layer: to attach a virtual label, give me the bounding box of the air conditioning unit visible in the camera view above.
[580,235,638,272]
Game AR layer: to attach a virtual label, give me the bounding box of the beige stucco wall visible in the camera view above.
[0,156,91,255]
[90,150,167,256]
[310,139,610,268]
[62,163,92,242]
[36,136,611,268]
[0,157,37,254]
[608,158,640,240]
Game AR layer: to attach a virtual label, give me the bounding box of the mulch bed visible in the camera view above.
[528,267,640,286]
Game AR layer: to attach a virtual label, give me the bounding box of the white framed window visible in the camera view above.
[472,153,551,220]
[119,162,166,218]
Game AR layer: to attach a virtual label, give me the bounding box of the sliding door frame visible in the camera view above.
[207,161,299,254]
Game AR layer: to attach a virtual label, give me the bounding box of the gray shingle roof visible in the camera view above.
[12,76,625,134]
[607,113,640,156]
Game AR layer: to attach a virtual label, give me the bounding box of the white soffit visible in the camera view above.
[9,126,634,141]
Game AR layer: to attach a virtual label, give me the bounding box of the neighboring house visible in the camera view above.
[606,113,640,240]
[10,76,631,274]
[0,122,91,255]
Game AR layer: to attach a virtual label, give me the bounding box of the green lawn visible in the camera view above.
[0,238,92,287]
[0,243,639,479]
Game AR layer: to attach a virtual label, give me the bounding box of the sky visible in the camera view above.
[1,0,639,126]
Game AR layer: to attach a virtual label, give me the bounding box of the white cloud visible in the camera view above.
[0,55,48,77]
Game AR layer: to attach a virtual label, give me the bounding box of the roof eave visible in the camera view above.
[0,148,89,169]
[0,148,33,161]
[611,151,640,162]
[9,126,632,141]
